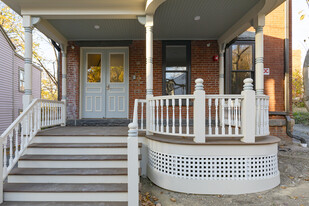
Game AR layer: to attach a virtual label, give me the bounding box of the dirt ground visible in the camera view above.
[140,142,309,206]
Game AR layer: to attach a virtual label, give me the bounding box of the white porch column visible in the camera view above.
[254,15,265,95]
[219,45,225,94]
[145,15,153,95]
[61,49,67,126]
[145,15,153,135]
[22,16,34,110]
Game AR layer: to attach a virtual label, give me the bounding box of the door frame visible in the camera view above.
[79,47,130,119]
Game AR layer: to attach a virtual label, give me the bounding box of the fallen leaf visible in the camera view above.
[156,204,162,206]
[280,186,287,189]
[217,195,222,198]
[170,197,176,202]
[289,196,298,200]
[304,178,309,181]
[258,195,262,199]
[288,176,295,180]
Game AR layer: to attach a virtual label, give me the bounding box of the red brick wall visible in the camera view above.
[128,40,219,119]
[66,42,80,119]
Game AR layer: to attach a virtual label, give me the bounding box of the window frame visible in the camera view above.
[225,40,255,94]
[162,40,191,95]
[18,67,25,93]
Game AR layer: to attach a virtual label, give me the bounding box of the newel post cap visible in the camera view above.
[195,78,204,91]
[243,78,254,91]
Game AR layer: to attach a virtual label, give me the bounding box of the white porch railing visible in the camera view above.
[131,78,270,143]
[0,99,65,180]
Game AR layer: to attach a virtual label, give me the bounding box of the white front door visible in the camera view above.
[81,48,129,118]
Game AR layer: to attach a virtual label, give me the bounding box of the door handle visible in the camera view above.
[106,84,110,90]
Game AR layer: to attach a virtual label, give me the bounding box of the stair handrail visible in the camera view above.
[0,99,65,180]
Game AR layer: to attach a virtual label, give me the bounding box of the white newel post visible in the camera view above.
[145,15,153,135]
[22,16,34,110]
[254,15,265,95]
[194,78,205,143]
[61,50,67,126]
[241,78,256,143]
[128,123,139,206]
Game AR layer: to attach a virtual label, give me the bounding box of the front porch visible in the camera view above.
[0,0,288,204]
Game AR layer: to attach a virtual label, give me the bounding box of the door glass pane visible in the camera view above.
[87,54,101,83]
[232,45,253,71]
[231,72,252,94]
[110,54,124,83]
[165,72,187,95]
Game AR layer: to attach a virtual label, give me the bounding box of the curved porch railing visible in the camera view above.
[0,99,65,179]
[131,78,270,143]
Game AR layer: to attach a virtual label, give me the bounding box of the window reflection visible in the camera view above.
[110,54,124,83]
[87,54,101,83]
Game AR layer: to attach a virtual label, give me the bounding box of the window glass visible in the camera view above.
[232,45,253,71]
[87,54,101,83]
[110,54,124,83]
[166,72,187,95]
[19,69,25,92]
[231,72,252,94]
[164,44,190,95]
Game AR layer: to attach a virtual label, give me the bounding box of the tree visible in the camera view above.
[0,2,58,100]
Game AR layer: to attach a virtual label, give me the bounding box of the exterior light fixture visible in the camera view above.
[94,25,100,29]
[194,16,200,21]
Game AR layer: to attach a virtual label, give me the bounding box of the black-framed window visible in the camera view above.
[225,41,255,94]
[162,41,191,95]
[19,67,25,92]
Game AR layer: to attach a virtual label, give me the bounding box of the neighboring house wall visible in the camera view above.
[0,26,15,136]
[0,27,42,135]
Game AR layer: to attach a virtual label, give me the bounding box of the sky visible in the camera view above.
[293,0,309,63]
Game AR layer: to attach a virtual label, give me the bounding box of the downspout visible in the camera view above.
[51,40,61,101]
[283,0,307,147]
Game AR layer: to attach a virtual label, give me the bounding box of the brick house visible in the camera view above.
[0,0,292,204]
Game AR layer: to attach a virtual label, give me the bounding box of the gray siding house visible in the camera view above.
[0,25,41,134]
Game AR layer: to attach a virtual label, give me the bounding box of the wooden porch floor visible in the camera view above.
[37,126,140,136]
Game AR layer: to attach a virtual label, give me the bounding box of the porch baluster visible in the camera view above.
[172,98,175,134]
[156,100,159,132]
[186,98,189,135]
[215,98,218,135]
[221,98,225,135]
[166,99,169,133]
[235,98,239,135]
[141,102,144,130]
[208,98,212,135]
[160,99,164,133]
[9,133,13,166]
[228,99,232,135]
[179,98,182,134]
[256,98,260,135]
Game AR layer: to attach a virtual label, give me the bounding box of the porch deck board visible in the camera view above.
[37,126,137,136]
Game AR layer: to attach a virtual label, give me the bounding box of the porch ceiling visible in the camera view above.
[2,0,284,44]
[47,0,259,41]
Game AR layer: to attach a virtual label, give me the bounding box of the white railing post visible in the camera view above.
[194,78,205,143]
[128,123,139,206]
[241,78,256,143]
[61,100,66,126]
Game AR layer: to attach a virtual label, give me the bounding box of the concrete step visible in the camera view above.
[18,155,141,168]
[3,183,128,202]
[33,136,131,144]
[25,143,142,155]
[8,168,131,183]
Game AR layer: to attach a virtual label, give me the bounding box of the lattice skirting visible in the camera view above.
[146,140,280,194]
[148,149,278,181]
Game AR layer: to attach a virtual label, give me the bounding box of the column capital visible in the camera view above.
[145,15,153,27]
[252,14,265,29]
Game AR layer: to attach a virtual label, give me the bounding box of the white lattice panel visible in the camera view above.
[148,149,278,181]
